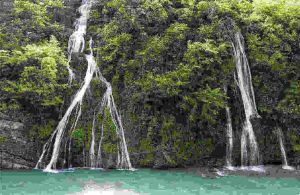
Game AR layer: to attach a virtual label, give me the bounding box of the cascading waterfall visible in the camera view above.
[276,127,295,170]
[223,85,234,170]
[44,48,96,172]
[93,68,133,170]
[35,0,133,172]
[232,31,260,167]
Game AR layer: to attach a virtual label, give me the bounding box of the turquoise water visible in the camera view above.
[1,169,300,195]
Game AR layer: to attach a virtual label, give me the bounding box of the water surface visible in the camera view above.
[1,169,300,194]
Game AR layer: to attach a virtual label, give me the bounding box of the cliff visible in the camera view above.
[0,0,300,170]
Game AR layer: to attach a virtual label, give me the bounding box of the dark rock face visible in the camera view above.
[0,116,38,169]
[51,0,82,28]
[0,0,14,16]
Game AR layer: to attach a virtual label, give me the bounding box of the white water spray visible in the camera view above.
[232,31,260,166]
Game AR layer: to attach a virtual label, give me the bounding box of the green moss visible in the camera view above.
[139,137,154,165]
[277,81,300,115]
[147,117,158,137]
[199,137,214,153]
[129,112,137,122]
[293,145,300,154]
[162,115,174,130]
[166,155,176,165]
[139,138,154,152]
[141,153,153,165]
[0,136,8,142]
[90,9,100,19]
[174,138,191,161]
[287,132,300,155]
[124,69,133,86]
[159,115,175,145]
[103,142,117,154]
[73,128,85,147]
[31,120,56,139]
[102,108,118,142]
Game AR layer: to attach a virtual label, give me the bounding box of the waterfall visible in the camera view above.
[35,0,133,172]
[44,52,96,172]
[232,31,260,167]
[276,127,295,170]
[94,68,133,170]
[224,85,234,169]
[89,111,96,168]
[67,0,91,55]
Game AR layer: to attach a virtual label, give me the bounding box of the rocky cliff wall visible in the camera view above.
[0,114,38,169]
[1,0,299,170]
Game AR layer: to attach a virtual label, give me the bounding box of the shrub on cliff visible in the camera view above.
[0,35,70,115]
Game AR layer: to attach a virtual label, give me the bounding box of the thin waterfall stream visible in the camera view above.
[35,0,133,172]
[276,127,295,170]
[94,67,133,169]
[224,85,234,170]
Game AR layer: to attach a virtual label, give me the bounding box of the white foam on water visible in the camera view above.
[224,166,235,171]
[282,165,295,171]
[67,181,144,195]
[236,165,265,172]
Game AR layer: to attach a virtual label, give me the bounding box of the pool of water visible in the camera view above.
[1,168,300,195]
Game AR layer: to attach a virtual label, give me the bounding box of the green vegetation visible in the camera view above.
[32,120,56,139]
[73,128,86,147]
[86,0,299,166]
[1,35,69,114]
[14,0,64,29]
[287,132,300,155]
[0,136,8,143]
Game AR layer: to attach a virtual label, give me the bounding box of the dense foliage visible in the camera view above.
[0,0,71,139]
[87,0,300,166]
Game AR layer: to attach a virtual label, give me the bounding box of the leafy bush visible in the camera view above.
[1,35,69,112]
